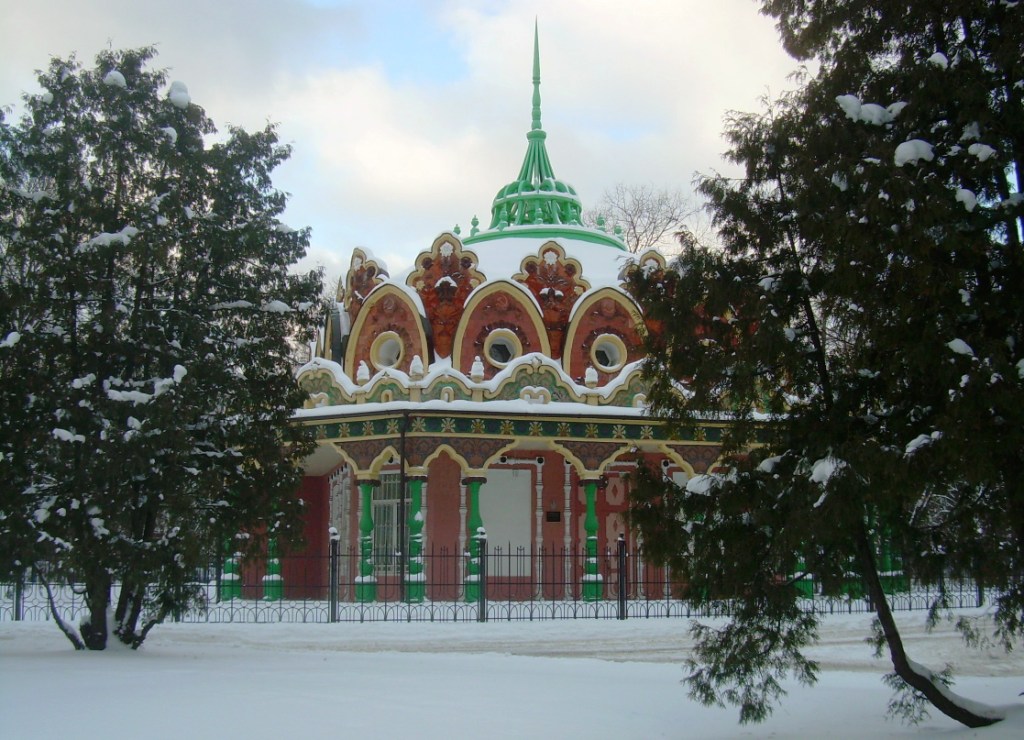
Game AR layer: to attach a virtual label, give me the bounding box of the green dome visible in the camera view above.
[464,23,625,252]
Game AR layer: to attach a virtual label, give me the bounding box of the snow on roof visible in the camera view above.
[383,233,634,298]
[296,351,647,410]
[479,235,632,289]
[353,245,387,272]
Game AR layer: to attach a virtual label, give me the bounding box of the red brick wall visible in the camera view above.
[425,452,463,599]
[282,474,329,599]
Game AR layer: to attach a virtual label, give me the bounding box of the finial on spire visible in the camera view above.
[531,19,542,132]
[463,21,624,250]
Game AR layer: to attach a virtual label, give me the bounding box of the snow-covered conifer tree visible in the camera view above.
[0,47,322,649]
[627,0,1021,728]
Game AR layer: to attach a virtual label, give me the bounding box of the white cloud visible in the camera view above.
[1,0,798,274]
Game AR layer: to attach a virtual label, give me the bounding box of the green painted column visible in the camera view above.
[220,544,242,601]
[877,529,907,595]
[262,538,283,601]
[582,480,603,601]
[794,556,814,599]
[405,478,426,603]
[464,478,485,603]
[356,480,377,602]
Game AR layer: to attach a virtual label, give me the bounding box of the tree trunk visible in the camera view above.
[854,525,1002,728]
[34,565,85,650]
[80,568,111,651]
[114,502,157,646]
[114,582,144,646]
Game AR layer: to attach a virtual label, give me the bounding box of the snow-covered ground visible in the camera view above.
[2,611,1022,739]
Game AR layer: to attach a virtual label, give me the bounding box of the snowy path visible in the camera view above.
[2,612,1022,739]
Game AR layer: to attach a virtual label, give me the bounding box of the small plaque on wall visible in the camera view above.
[545,511,562,523]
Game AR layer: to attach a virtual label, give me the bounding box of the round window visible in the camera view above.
[484,329,522,368]
[591,334,626,373]
[371,331,404,370]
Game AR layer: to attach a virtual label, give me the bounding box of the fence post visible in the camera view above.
[13,571,24,621]
[617,534,627,620]
[328,526,340,623]
[477,534,488,623]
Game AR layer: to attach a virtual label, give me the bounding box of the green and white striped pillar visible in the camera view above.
[405,477,426,603]
[220,543,242,601]
[262,538,283,601]
[582,480,603,601]
[464,478,486,603]
[356,479,377,602]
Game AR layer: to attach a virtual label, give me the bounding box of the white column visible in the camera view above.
[563,460,572,595]
[533,458,543,597]
[420,479,428,541]
[421,479,429,588]
[329,466,350,551]
[636,535,646,599]
[458,478,467,584]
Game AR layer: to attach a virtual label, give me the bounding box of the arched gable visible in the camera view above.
[620,250,673,341]
[452,280,549,380]
[563,287,644,385]
[365,446,402,479]
[649,448,698,479]
[601,366,648,408]
[326,441,402,480]
[298,367,347,407]
[419,443,472,473]
[345,284,429,378]
[422,376,473,403]
[488,361,577,403]
[406,233,484,360]
[551,440,634,480]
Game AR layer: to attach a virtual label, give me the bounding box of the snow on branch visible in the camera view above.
[836,95,906,125]
[102,70,126,88]
[75,226,139,254]
[167,80,190,109]
[905,659,1006,724]
[685,474,720,496]
[894,140,935,167]
[946,339,975,358]
[260,300,292,313]
[904,431,942,457]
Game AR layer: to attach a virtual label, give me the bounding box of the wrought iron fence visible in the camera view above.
[0,538,992,625]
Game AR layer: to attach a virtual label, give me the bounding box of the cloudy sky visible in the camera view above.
[0,0,799,281]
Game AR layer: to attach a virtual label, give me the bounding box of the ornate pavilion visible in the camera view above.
[288,29,724,604]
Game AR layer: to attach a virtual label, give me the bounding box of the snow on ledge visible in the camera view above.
[293,396,653,422]
[296,352,648,406]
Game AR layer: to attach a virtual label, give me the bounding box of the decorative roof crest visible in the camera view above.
[343,247,388,321]
[407,234,484,359]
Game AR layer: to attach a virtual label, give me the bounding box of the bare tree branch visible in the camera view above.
[584,184,702,254]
